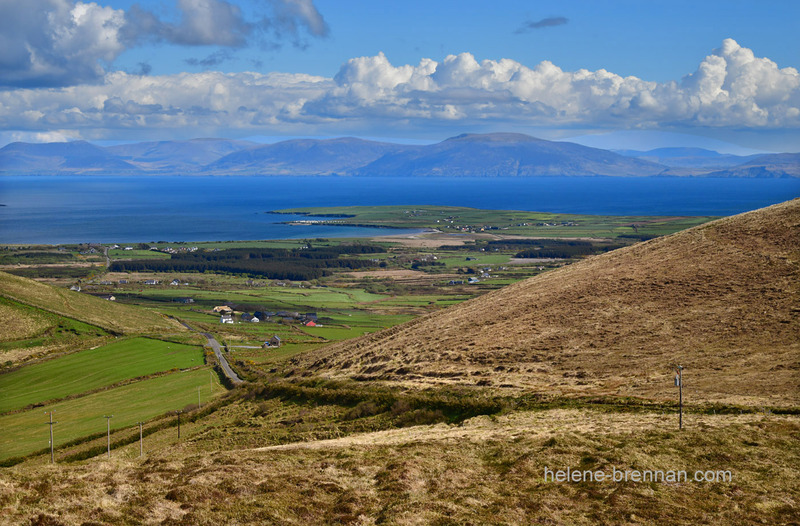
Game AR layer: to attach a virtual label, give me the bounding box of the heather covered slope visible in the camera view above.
[294,199,800,406]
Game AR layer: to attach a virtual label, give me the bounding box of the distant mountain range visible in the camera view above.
[1,133,797,177]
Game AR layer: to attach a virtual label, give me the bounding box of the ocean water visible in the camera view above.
[0,175,798,244]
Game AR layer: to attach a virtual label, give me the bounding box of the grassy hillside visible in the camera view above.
[0,296,110,364]
[0,271,182,335]
[291,199,800,407]
[1,396,797,524]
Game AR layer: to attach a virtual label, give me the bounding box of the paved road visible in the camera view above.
[200,332,243,385]
[172,318,243,385]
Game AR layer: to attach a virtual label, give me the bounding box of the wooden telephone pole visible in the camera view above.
[45,411,57,464]
[104,415,113,458]
[136,422,144,457]
[673,366,684,430]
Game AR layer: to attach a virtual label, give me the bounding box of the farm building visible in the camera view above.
[263,335,281,348]
[213,306,233,314]
[220,314,233,324]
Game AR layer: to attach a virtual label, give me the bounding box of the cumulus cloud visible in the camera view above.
[0,0,126,87]
[515,16,569,33]
[1,39,797,140]
[2,0,329,87]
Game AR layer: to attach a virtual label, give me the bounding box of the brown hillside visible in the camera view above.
[294,199,800,407]
[0,271,182,335]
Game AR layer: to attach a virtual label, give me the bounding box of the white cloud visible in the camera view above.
[2,0,329,87]
[0,0,126,87]
[1,39,798,142]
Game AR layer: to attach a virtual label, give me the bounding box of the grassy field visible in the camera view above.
[0,367,221,460]
[107,249,171,260]
[114,285,389,310]
[0,337,204,413]
[275,205,717,239]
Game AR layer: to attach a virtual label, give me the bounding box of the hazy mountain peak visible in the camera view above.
[445,132,544,143]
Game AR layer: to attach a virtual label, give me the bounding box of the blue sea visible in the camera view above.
[1,176,798,244]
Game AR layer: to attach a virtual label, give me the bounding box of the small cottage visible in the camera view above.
[263,335,281,348]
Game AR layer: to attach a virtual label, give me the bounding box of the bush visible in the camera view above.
[343,401,384,420]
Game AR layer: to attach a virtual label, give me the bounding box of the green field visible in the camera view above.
[0,367,221,460]
[275,205,717,239]
[116,285,389,311]
[108,249,170,259]
[0,337,204,413]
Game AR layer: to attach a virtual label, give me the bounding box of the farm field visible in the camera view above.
[275,205,716,239]
[0,367,221,461]
[0,337,204,413]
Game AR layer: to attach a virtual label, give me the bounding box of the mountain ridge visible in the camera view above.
[1,133,797,177]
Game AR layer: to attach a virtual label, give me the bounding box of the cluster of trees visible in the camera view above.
[109,245,383,281]
[6,267,92,279]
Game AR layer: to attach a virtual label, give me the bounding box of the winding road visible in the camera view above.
[200,331,243,385]
[173,318,243,385]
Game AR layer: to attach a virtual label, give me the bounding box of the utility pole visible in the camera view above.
[45,411,56,464]
[673,365,684,430]
[104,415,113,458]
[176,410,183,439]
[137,422,144,457]
[210,369,213,395]
[198,386,202,409]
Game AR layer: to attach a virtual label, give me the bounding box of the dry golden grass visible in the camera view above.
[0,302,49,342]
[0,271,183,335]
[1,408,797,525]
[293,199,800,407]
[253,409,787,452]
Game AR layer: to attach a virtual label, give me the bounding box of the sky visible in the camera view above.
[1,0,799,153]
